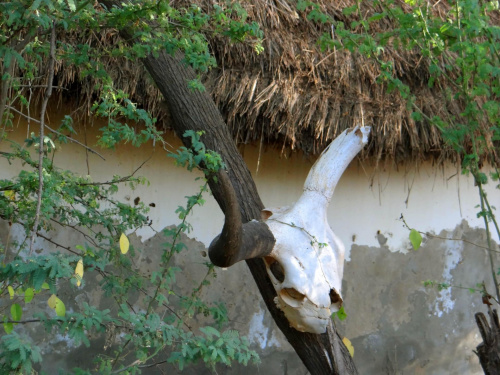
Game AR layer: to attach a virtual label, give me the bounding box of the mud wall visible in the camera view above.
[1,115,498,374]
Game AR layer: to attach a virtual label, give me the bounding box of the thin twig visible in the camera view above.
[14,84,67,90]
[4,319,43,324]
[138,360,168,369]
[77,155,152,186]
[111,360,143,374]
[49,217,100,248]
[478,186,500,302]
[6,105,106,160]
[29,22,56,255]
[36,232,80,255]
[400,214,500,254]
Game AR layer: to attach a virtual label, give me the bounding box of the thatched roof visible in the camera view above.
[29,1,500,163]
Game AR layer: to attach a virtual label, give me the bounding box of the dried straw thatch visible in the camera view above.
[27,1,500,163]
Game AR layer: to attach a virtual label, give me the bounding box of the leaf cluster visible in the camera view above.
[0,0,265,372]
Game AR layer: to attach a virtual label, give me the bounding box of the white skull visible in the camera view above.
[263,126,370,334]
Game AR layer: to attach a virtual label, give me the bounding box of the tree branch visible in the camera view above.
[76,156,152,186]
[5,105,106,160]
[99,2,357,372]
[29,22,56,254]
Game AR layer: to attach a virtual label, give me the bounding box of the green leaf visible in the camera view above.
[368,13,385,22]
[55,298,66,317]
[332,305,347,321]
[11,303,22,321]
[66,0,76,11]
[342,5,358,16]
[409,229,422,250]
[3,322,13,334]
[24,288,34,303]
[410,111,423,121]
[200,326,221,338]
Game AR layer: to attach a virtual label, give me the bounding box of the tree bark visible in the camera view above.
[100,3,358,372]
[475,309,500,375]
[142,48,357,375]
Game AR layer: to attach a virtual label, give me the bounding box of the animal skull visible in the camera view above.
[262,126,370,334]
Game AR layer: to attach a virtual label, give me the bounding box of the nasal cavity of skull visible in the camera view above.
[280,287,306,307]
[330,289,341,305]
[264,256,285,283]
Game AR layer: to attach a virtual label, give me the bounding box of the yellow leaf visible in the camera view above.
[24,288,34,303]
[55,298,66,317]
[47,294,66,317]
[47,294,58,309]
[342,337,354,357]
[4,190,15,200]
[74,258,84,287]
[8,286,14,299]
[119,233,129,254]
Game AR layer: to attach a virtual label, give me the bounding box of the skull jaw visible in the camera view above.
[274,295,332,334]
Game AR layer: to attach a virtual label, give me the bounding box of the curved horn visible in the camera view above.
[208,170,275,268]
[304,126,370,203]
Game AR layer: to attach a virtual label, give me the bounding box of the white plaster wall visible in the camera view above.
[2,114,498,374]
[2,115,497,256]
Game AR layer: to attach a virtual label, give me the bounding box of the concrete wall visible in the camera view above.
[1,115,498,374]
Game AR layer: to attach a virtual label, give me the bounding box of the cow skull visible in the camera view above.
[208,126,370,334]
[263,126,370,333]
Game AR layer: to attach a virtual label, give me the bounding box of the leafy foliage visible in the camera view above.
[0,130,259,373]
[0,0,262,373]
[298,0,499,302]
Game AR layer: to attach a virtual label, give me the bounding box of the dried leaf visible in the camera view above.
[4,190,15,200]
[482,294,493,306]
[119,233,129,254]
[8,285,14,299]
[342,337,354,357]
[47,294,58,309]
[74,258,84,287]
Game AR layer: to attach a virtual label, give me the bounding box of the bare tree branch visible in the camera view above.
[77,156,152,186]
[30,22,56,254]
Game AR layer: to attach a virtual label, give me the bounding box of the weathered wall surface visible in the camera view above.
[1,116,498,374]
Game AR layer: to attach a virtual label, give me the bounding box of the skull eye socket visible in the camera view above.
[264,256,285,283]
